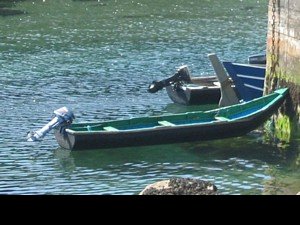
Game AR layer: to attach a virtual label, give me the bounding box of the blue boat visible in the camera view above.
[148,61,265,105]
[222,62,265,102]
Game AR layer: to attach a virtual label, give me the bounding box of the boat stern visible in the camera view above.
[54,128,76,150]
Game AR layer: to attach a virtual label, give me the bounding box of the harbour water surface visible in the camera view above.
[0,0,299,195]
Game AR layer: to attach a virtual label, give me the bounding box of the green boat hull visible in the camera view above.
[54,88,288,150]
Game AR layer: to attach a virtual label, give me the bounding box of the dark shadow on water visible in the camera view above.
[54,143,198,170]
[0,0,26,16]
[53,132,299,171]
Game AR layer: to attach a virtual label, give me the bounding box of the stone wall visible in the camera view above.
[266,0,300,126]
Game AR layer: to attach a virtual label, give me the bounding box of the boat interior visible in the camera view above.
[67,90,281,133]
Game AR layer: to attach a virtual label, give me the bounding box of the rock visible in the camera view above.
[139,177,218,195]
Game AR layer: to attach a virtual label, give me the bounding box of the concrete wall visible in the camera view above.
[266,0,300,125]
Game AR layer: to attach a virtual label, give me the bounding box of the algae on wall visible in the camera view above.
[265,0,300,140]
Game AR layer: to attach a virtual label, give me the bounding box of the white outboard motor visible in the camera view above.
[27,107,75,142]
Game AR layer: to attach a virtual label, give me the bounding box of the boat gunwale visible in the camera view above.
[64,119,226,135]
[224,62,266,69]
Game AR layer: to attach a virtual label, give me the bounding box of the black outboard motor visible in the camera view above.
[148,65,192,93]
[27,107,75,142]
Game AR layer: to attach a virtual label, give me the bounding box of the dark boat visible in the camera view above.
[148,59,265,105]
[48,88,287,150]
[148,65,222,105]
[165,75,222,105]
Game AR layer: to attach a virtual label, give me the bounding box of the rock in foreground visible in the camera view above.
[140,177,218,195]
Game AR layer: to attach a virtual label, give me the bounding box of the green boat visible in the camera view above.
[44,88,287,150]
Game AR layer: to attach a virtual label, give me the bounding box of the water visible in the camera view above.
[0,0,299,195]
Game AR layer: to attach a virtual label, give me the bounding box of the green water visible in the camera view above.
[0,0,299,195]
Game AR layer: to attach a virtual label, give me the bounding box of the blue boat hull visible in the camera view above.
[222,62,265,102]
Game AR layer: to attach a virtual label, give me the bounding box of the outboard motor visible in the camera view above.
[27,107,75,142]
[148,65,192,93]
